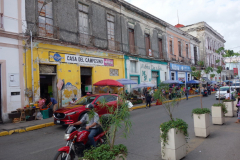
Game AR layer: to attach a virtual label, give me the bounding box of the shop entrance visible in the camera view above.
[81,67,92,96]
[39,64,57,100]
[0,64,2,123]
[40,75,57,99]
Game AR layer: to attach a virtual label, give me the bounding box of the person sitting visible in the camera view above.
[70,104,100,147]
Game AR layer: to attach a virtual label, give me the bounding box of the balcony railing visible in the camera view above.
[178,56,184,63]
[171,54,177,61]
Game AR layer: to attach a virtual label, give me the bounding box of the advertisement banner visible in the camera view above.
[49,52,114,66]
[233,68,238,75]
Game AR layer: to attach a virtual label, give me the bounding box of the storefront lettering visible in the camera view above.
[49,52,114,66]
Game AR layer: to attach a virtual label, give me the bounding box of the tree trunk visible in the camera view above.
[200,82,203,109]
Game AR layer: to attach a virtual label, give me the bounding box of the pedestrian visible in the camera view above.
[225,90,231,100]
[50,96,58,112]
[145,91,152,109]
[207,85,211,95]
[185,87,189,100]
[235,95,240,123]
[37,95,45,109]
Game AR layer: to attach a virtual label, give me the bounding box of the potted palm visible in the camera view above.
[211,103,227,125]
[158,83,188,160]
[191,61,212,137]
[153,87,162,105]
[83,94,131,160]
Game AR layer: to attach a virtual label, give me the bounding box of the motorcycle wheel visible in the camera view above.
[53,151,74,160]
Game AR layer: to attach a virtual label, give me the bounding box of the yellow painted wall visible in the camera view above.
[23,43,125,106]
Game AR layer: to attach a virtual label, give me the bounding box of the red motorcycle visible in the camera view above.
[54,124,107,160]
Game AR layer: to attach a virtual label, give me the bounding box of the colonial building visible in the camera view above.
[0,0,26,122]
[167,23,200,82]
[178,22,227,82]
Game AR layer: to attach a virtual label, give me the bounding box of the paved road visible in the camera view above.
[0,95,240,160]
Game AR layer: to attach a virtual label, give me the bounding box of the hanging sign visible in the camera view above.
[49,52,114,66]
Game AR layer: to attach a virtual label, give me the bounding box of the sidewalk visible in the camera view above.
[0,92,212,137]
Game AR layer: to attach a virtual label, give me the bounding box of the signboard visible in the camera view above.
[170,63,191,72]
[233,68,238,75]
[49,52,114,66]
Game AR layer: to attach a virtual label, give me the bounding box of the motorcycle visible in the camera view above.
[202,89,208,97]
[54,123,107,160]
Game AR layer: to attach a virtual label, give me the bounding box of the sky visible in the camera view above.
[125,0,240,53]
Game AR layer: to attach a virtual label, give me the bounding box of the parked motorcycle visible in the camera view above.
[54,124,107,160]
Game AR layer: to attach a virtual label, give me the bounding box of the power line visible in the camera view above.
[228,46,240,50]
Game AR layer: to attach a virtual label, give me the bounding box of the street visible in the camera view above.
[1,95,240,160]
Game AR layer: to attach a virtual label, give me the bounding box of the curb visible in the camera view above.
[132,92,216,110]
[0,122,55,137]
[0,92,216,137]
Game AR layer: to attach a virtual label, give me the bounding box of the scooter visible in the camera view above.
[54,123,107,160]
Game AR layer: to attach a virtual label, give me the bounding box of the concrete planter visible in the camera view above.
[193,113,210,137]
[224,101,234,117]
[160,128,186,160]
[233,100,238,117]
[211,106,224,125]
[115,154,127,160]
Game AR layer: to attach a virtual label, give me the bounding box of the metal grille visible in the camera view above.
[110,69,119,76]
[54,113,65,119]
[39,64,56,73]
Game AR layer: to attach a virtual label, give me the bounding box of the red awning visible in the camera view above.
[93,79,123,87]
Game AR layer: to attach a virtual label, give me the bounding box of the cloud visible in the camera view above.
[125,0,240,52]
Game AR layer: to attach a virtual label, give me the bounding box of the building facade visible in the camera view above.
[179,22,227,82]
[0,0,26,122]
[167,24,200,82]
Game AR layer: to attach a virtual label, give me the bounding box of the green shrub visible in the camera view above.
[223,99,234,102]
[192,108,211,115]
[83,144,127,160]
[212,103,228,114]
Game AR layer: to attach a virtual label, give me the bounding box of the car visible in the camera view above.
[53,94,118,125]
[215,86,236,100]
[231,82,240,93]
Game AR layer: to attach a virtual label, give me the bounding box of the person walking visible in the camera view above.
[185,87,189,100]
[146,91,152,109]
[207,84,211,95]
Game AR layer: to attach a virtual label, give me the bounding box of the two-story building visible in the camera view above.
[0,0,26,122]
[167,23,200,83]
[179,22,226,82]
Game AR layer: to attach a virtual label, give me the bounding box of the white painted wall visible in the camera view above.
[0,0,26,122]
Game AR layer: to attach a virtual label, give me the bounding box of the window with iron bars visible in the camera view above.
[38,0,53,38]
[110,69,119,76]
[78,3,89,45]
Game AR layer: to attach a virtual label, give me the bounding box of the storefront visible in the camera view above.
[24,43,124,106]
[169,63,191,83]
[125,55,168,92]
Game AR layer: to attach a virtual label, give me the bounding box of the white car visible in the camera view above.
[215,86,236,100]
